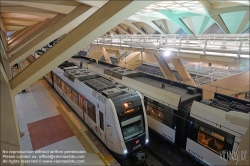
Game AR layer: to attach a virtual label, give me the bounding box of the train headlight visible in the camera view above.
[123,149,128,154]
[146,139,149,144]
[124,103,128,108]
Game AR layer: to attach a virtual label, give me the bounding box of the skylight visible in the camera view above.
[133,1,206,17]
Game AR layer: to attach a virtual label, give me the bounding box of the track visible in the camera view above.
[147,129,203,166]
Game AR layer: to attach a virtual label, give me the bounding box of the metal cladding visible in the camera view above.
[104,67,141,79]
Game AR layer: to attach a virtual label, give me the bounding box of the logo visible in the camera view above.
[133,144,141,150]
[188,149,203,161]
[220,146,248,165]
[135,139,139,145]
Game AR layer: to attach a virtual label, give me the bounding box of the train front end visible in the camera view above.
[112,91,149,165]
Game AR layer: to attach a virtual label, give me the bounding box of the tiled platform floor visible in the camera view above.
[28,115,74,150]
[15,80,104,165]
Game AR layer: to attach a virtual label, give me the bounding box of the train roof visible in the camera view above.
[200,93,250,114]
[58,61,137,100]
[75,57,202,103]
[105,66,203,103]
[130,74,202,103]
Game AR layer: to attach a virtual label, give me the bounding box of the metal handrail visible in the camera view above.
[94,34,250,58]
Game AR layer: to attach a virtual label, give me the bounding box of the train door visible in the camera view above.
[98,109,105,143]
[79,94,87,121]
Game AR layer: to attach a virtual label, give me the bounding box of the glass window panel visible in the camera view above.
[197,129,224,154]
[146,102,164,123]
[99,111,104,130]
[87,101,96,123]
[66,85,72,98]
[53,74,57,85]
[121,115,144,140]
[61,81,66,93]
[72,90,78,105]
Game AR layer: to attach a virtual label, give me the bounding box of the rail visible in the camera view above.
[93,34,250,58]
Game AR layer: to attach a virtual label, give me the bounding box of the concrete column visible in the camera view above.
[8,14,65,55]
[154,54,177,81]
[101,47,112,64]
[9,0,154,94]
[172,58,196,86]
[117,52,142,70]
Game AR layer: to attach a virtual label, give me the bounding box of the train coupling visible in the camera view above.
[132,150,146,165]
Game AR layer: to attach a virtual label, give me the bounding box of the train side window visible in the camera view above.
[146,102,164,123]
[53,74,58,85]
[99,111,104,130]
[163,107,174,128]
[72,89,79,105]
[61,81,67,93]
[66,85,72,98]
[197,126,224,154]
[87,101,96,123]
[58,78,61,88]
[48,72,52,79]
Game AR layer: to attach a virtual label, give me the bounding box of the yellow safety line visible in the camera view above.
[103,155,114,161]
[41,80,110,166]
[97,153,109,166]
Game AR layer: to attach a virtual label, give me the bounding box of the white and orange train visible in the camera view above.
[44,61,149,165]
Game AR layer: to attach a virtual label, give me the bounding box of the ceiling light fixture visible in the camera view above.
[164,51,171,57]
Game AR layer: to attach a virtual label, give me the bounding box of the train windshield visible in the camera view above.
[121,114,144,141]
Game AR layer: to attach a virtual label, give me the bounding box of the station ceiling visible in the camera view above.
[0,0,249,38]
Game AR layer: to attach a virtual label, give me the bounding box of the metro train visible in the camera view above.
[39,53,249,165]
[69,57,249,166]
[43,61,149,165]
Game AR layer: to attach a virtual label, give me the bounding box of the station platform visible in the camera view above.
[15,79,120,166]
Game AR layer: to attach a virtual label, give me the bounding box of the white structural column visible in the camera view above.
[8,14,65,55]
[172,58,196,86]
[102,47,112,64]
[162,19,170,34]
[123,20,146,34]
[117,52,142,70]
[154,54,177,81]
[7,20,50,51]
[200,1,249,34]
[10,0,155,94]
[9,4,95,66]
[0,39,12,80]
[88,46,103,62]
[114,50,121,62]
